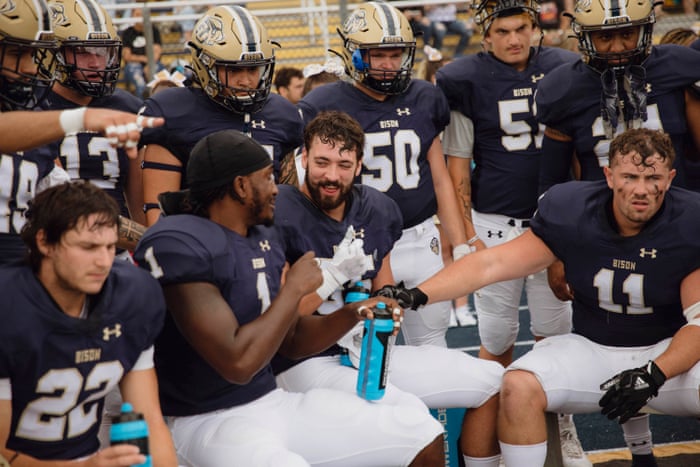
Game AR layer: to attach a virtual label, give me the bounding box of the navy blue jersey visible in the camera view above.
[531,181,700,346]
[0,261,165,460]
[134,215,284,415]
[139,87,303,184]
[271,184,403,373]
[537,45,700,190]
[41,89,142,217]
[275,184,403,273]
[437,48,579,218]
[0,143,56,265]
[299,80,450,228]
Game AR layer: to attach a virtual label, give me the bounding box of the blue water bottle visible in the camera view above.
[341,282,370,367]
[110,402,152,467]
[356,302,395,401]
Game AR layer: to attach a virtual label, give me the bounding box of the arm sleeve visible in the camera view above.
[442,111,474,159]
[538,134,575,195]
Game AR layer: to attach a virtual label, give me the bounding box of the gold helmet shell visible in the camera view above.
[0,0,57,109]
[335,1,415,95]
[49,0,121,97]
[189,5,277,113]
[571,0,655,70]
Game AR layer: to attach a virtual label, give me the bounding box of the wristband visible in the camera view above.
[452,243,471,261]
[59,107,87,135]
[467,234,480,245]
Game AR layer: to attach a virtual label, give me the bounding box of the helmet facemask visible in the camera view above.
[189,5,278,114]
[58,40,121,97]
[473,0,541,36]
[196,50,275,114]
[335,2,416,96]
[0,36,57,110]
[345,41,415,95]
[571,0,655,73]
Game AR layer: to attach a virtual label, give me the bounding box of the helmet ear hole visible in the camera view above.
[352,49,368,71]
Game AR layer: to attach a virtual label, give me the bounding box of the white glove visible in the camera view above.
[316,226,373,299]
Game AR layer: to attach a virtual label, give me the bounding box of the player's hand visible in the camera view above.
[84,444,147,467]
[353,297,403,335]
[83,108,164,159]
[287,252,324,297]
[547,260,573,301]
[373,282,428,310]
[316,226,372,299]
[599,360,667,424]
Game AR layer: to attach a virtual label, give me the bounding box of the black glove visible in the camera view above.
[373,282,428,310]
[600,68,620,139]
[599,360,667,424]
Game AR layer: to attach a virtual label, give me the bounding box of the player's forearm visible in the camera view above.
[446,155,478,239]
[654,325,700,380]
[148,418,177,467]
[281,306,360,359]
[0,111,65,152]
[117,216,147,251]
[539,129,574,195]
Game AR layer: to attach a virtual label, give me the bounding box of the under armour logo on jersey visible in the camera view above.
[639,248,657,258]
[354,227,365,239]
[103,324,122,342]
[259,240,271,251]
[531,73,545,83]
[487,230,503,238]
[430,237,440,255]
[250,120,266,129]
[396,108,411,116]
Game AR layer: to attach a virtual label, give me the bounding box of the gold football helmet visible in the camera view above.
[571,0,655,70]
[189,5,278,114]
[334,2,415,95]
[0,0,57,110]
[49,0,121,97]
[473,0,540,34]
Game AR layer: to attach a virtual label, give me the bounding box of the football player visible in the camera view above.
[134,129,445,466]
[139,5,303,226]
[389,128,700,467]
[536,0,700,193]
[0,181,176,466]
[0,0,161,265]
[298,1,470,347]
[273,110,504,466]
[536,3,700,463]
[435,1,587,464]
[43,0,147,238]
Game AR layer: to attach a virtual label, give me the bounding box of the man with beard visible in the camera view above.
[385,129,700,467]
[298,2,470,347]
[273,111,505,467]
[134,129,446,467]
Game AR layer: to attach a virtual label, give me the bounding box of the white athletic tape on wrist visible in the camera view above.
[683,301,700,328]
[59,107,87,135]
[452,243,471,261]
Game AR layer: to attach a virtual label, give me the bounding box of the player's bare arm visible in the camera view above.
[0,109,162,159]
[162,252,320,384]
[142,144,182,226]
[117,216,147,251]
[427,138,468,249]
[119,368,177,467]
[278,150,299,186]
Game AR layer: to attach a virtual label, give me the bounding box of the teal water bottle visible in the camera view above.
[341,282,370,367]
[110,402,152,467]
[356,302,394,400]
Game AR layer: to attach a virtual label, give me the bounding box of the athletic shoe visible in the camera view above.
[559,416,593,467]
